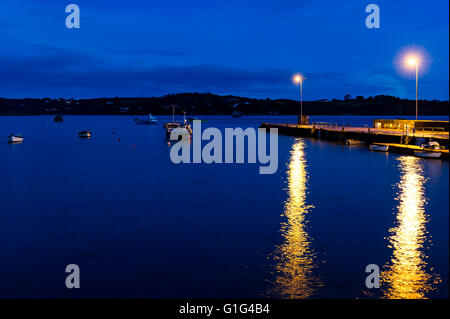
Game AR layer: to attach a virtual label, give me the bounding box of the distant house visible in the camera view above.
[119,107,130,113]
[316,99,329,103]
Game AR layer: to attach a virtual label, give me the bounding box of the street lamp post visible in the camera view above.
[293,74,303,125]
[415,61,418,121]
[407,57,419,120]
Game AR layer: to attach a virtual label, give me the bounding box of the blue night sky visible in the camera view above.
[0,0,448,100]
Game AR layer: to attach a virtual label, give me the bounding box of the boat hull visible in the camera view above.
[78,131,92,138]
[414,151,441,159]
[370,144,389,152]
[135,120,157,125]
[8,136,23,143]
[346,139,363,145]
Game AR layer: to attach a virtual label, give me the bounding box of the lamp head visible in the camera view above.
[293,74,303,84]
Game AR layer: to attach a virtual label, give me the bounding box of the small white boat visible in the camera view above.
[8,133,23,144]
[414,151,441,159]
[370,144,389,152]
[415,141,442,159]
[420,141,441,150]
[78,131,92,138]
[346,139,363,145]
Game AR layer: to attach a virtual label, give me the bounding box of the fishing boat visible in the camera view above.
[54,115,64,122]
[165,122,181,138]
[8,133,23,144]
[78,131,92,138]
[164,106,192,139]
[414,141,442,159]
[346,139,363,145]
[370,144,389,152]
[134,114,157,125]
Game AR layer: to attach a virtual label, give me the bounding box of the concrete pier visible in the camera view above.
[260,122,449,159]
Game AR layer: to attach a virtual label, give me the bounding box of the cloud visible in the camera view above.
[0,50,420,100]
[98,47,190,57]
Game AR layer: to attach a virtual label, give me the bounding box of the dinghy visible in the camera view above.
[78,131,92,138]
[370,144,389,152]
[8,133,23,144]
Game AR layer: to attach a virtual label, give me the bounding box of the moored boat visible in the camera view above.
[346,139,363,145]
[8,133,23,144]
[414,150,441,159]
[135,114,157,125]
[370,144,389,152]
[78,131,92,138]
[54,115,64,122]
[232,109,242,118]
[165,122,181,138]
[414,141,442,159]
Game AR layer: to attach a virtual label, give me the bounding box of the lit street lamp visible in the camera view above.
[293,74,304,124]
[406,56,419,120]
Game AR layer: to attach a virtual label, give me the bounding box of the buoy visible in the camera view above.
[167,142,171,146]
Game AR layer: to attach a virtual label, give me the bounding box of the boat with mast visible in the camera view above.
[163,105,192,139]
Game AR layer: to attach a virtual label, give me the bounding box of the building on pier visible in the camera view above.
[373,119,449,132]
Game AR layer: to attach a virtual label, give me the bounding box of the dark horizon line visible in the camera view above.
[1,93,449,103]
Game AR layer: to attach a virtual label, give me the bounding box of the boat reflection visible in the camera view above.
[381,156,440,299]
[269,139,322,298]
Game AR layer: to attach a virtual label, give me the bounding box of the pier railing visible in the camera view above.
[311,122,339,128]
[415,127,445,133]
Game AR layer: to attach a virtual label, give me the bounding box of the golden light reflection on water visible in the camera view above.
[269,139,322,298]
[381,156,440,299]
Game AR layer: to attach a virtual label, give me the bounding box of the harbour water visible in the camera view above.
[0,115,448,298]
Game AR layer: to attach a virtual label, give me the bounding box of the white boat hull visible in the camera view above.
[370,144,389,152]
[8,136,23,143]
[414,151,441,159]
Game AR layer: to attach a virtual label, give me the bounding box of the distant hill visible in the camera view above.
[0,93,448,116]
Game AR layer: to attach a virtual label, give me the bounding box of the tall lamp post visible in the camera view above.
[407,57,419,120]
[293,74,304,124]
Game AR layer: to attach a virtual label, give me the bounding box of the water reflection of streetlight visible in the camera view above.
[269,139,322,298]
[381,156,440,299]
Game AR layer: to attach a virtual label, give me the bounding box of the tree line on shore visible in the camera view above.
[0,93,448,115]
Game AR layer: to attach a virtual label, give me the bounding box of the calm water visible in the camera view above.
[0,115,448,298]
